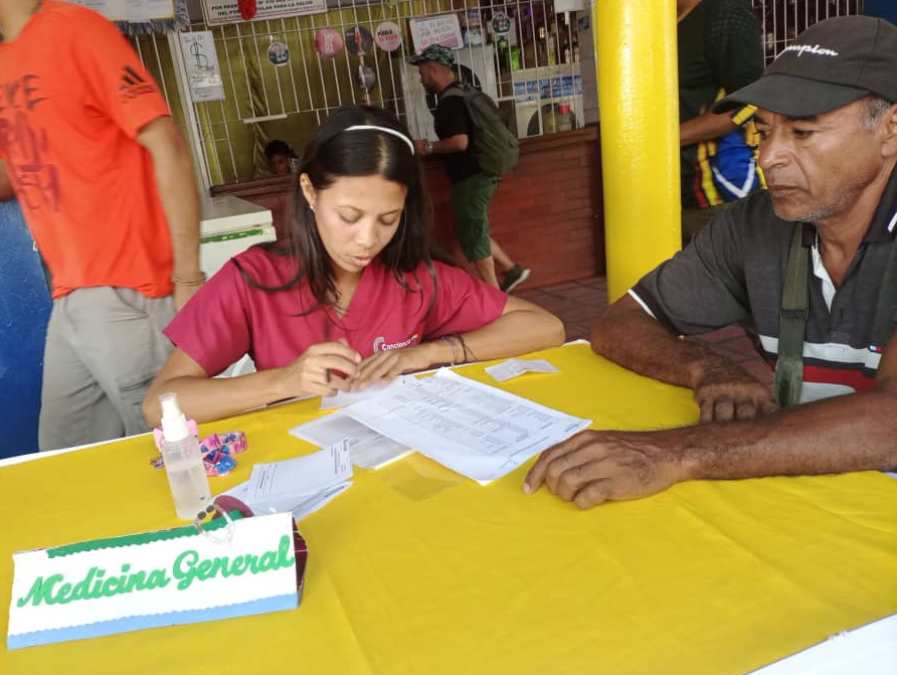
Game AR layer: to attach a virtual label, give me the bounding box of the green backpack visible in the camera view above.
[441,83,519,177]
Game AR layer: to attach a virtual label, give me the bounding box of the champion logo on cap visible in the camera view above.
[714,16,897,118]
[780,44,839,58]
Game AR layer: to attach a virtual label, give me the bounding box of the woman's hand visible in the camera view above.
[275,342,362,398]
[350,344,435,391]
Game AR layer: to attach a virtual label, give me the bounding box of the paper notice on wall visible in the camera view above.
[72,0,175,22]
[202,0,326,25]
[179,32,226,103]
[126,0,175,21]
[409,13,464,53]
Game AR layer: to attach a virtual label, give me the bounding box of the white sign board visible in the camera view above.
[409,13,464,53]
[202,0,326,25]
[8,513,298,649]
[179,31,226,103]
[72,0,175,22]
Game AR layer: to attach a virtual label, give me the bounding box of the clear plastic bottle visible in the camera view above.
[159,393,211,520]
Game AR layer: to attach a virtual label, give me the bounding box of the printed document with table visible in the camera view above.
[291,368,589,484]
[339,369,588,483]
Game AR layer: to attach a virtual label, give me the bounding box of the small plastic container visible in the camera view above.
[159,393,211,520]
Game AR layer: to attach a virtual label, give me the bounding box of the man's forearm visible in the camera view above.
[674,384,897,480]
[155,145,201,280]
[680,111,738,147]
[592,295,731,390]
[140,118,202,281]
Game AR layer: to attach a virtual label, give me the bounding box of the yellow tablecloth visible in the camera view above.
[2,343,896,674]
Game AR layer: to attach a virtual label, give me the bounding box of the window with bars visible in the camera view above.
[750,0,864,63]
[135,0,585,188]
[132,1,865,188]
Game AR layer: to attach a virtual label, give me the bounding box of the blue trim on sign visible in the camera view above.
[7,593,298,650]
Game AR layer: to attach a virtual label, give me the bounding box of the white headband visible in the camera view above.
[345,125,415,155]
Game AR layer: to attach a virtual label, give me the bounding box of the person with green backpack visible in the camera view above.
[410,45,530,292]
[523,17,897,510]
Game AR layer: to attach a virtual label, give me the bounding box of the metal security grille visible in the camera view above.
[751,0,864,63]
[133,0,584,187]
[132,1,865,188]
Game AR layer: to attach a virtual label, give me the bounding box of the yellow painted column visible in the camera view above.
[596,0,681,302]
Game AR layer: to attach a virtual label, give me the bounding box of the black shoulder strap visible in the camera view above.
[773,222,812,407]
[775,221,897,408]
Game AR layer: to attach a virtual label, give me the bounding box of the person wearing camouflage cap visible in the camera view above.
[525,16,897,510]
[409,45,530,292]
[408,44,456,68]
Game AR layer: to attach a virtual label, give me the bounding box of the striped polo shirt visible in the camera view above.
[630,167,897,403]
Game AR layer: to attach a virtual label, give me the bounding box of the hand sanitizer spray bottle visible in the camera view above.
[159,393,211,519]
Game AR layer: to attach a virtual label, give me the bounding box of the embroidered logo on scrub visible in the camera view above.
[372,334,419,352]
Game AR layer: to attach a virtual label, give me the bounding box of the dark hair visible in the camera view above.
[243,106,432,312]
[264,139,296,160]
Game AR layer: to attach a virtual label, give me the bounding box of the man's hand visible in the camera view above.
[693,359,777,423]
[414,139,429,155]
[523,429,689,509]
[138,117,202,306]
[275,342,362,399]
[350,345,433,391]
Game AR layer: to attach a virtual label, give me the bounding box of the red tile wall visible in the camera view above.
[422,127,605,290]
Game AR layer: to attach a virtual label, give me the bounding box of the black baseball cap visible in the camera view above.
[715,16,897,117]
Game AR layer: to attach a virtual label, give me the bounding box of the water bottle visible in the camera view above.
[159,393,211,520]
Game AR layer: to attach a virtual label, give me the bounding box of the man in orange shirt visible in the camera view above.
[0,0,203,450]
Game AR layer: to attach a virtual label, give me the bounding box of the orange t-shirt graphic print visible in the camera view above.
[0,1,175,299]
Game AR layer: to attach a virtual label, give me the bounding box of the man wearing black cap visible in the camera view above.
[523,16,897,509]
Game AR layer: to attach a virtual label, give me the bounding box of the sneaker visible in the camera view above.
[500,265,530,293]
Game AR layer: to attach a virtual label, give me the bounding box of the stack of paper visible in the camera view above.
[225,441,353,521]
[341,369,590,484]
[290,414,413,470]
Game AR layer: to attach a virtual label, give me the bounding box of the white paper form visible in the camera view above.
[225,442,352,520]
[251,441,351,499]
[485,358,560,382]
[290,413,413,469]
[341,369,591,484]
